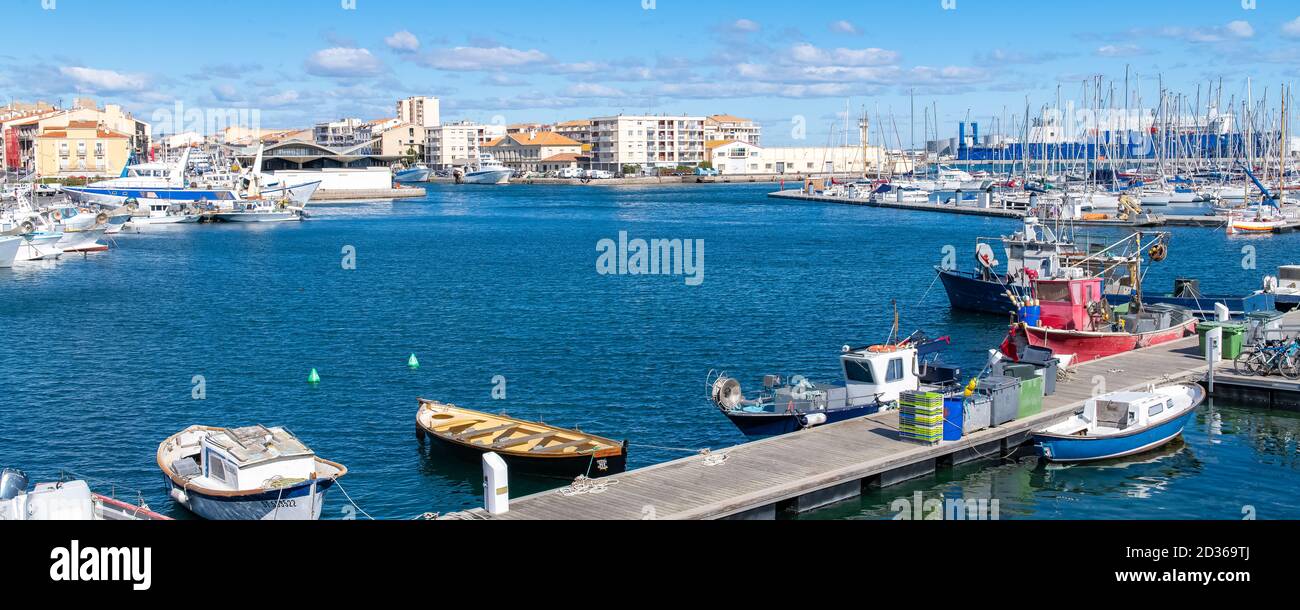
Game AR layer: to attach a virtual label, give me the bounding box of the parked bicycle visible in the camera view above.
[1234,338,1300,379]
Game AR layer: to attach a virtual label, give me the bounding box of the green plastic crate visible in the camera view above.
[1018,376,1044,418]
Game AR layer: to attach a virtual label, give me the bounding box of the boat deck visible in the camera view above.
[472,325,1237,520]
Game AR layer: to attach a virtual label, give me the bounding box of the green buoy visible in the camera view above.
[307,368,320,384]
[407,353,420,369]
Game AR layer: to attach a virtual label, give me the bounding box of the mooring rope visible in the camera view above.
[331,478,374,520]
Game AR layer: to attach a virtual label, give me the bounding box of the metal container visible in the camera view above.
[977,375,1021,426]
[1036,359,1059,396]
[1004,363,1039,381]
[963,396,992,434]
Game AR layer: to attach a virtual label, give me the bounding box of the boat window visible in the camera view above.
[844,359,874,383]
[1037,282,1071,303]
[1148,403,1164,418]
[208,456,228,483]
[887,358,905,382]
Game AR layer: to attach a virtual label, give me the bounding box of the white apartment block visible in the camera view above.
[704,114,762,146]
[425,121,506,169]
[314,118,373,149]
[397,96,441,128]
[587,114,705,173]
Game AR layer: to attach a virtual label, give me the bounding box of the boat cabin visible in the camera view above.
[1058,391,1176,436]
[841,345,920,406]
[1004,218,1069,280]
[1034,277,1105,330]
[1278,266,1300,291]
[168,425,319,493]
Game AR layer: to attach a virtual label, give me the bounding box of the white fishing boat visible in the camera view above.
[458,153,513,185]
[1034,384,1204,462]
[124,199,201,227]
[211,199,303,223]
[56,226,108,253]
[15,232,64,261]
[394,163,432,183]
[0,468,170,521]
[157,424,347,520]
[0,235,20,268]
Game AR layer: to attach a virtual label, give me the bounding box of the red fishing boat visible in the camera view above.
[1000,276,1197,364]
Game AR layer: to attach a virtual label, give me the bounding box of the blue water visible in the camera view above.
[2,182,1298,519]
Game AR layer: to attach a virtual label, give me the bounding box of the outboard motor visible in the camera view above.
[0,468,30,500]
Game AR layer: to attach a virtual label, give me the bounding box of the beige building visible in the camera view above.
[424,121,506,169]
[396,96,440,128]
[34,120,132,177]
[588,114,705,173]
[486,130,583,174]
[704,114,761,146]
[380,123,427,160]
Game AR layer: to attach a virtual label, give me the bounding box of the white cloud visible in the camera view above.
[211,82,241,102]
[1154,20,1255,43]
[1096,44,1146,57]
[730,19,760,33]
[58,66,148,92]
[1225,20,1254,39]
[564,83,625,98]
[1285,17,1300,38]
[788,43,899,66]
[305,47,386,77]
[829,20,861,35]
[384,30,420,53]
[418,46,549,71]
[263,90,300,107]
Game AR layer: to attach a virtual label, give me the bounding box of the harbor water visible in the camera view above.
[2,183,1298,519]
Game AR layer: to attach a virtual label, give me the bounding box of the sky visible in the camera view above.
[4,0,1300,146]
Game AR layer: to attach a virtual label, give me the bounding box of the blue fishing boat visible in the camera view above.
[1033,383,1204,463]
[709,332,958,438]
[1105,278,1274,318]
[936,217,1079,316]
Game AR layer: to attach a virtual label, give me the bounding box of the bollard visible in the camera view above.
[1205,326,1222,395]
[1214,303,1230,322]
[482,452,509,515]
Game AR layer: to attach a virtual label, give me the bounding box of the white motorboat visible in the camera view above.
[0,235,20,268]
[458,153,513,185]
[57,226,108,253]
[157,425,347,520]
[125,199,201,227]
[211,199,303,223]
[15,232,64,261]
[0,468,169,521]
[395,164,432,183]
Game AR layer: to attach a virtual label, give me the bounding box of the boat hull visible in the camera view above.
[1002,320,1197,364]
[212,211,301,223]
[395,168,431,183]
[462,169,513,185]
[0,236,19,268]
[936,267,1017,315]
[1034,408,1196,463]
[721,403,881,438]
[163,476,336,520]
[416,425,627,479]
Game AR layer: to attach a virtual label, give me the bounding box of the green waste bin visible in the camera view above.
[1018,376,1044,418]
[1197,322,1245,360]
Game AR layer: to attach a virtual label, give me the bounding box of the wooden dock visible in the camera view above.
[472,332,1225,520]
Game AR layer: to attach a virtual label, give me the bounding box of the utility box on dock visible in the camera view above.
[482,452,509,515]
[963,396,993,434]
[977,376,1021,427]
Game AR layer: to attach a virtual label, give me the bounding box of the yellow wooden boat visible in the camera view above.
[415,399,627,478]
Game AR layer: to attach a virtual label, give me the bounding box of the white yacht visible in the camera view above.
[459,153,513,185]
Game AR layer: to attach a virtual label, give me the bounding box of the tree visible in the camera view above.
[621,164,641,176]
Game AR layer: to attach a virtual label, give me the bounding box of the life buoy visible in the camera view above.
[52,210,62,221]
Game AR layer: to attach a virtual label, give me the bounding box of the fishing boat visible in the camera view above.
[936,217,1084,315]
[1259,265,1300,311]
[415,399,627,478]
[157,425,347,520]
[457,153,513,185]
[1108,278,1274,318]
[210,198,304,223]
[1033,383,1204,462]
[14,232,64,261]
[124,199,201,227]
[709,331,957,438]
[0,236,19,268]
[56,226,108,253]
[1001,276,1197,364]
[0,468,170,521]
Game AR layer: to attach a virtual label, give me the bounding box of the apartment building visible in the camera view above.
[396,96,440,128]
[33,120,132,177]
[704,114,762,146]
[2,99,148,175]
[587,114,705,173]
[313,118,374,149]
[424,121,506,169]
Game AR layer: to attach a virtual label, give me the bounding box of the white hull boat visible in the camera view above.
[0,235,20,268]
[157,425,347,520]
[16,233,64,261]
[57,227,108,253]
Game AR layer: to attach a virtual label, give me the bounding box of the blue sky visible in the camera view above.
[4,0,1300,145]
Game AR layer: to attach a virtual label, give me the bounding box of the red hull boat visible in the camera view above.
[1001,319,1197,364]
[999,276,1197,364]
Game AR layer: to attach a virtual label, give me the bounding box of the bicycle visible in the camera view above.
[1234,338,1300,379]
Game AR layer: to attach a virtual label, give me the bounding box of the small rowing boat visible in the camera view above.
[415,399,627,478]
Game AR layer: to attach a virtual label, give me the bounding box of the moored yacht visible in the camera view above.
[458,153,513,185]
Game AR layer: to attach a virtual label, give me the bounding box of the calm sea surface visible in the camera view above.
[2,182,1297,519]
